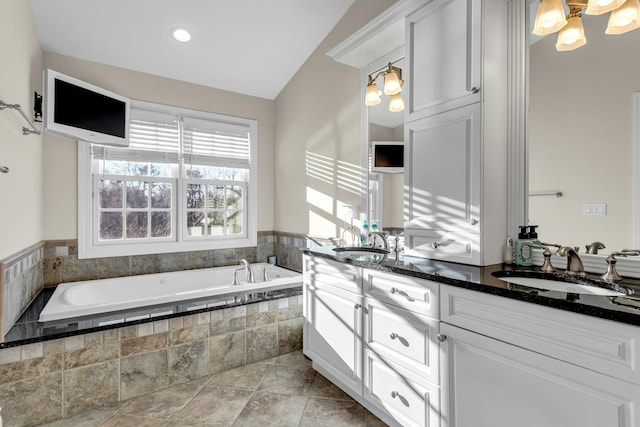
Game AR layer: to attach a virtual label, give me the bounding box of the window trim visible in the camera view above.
[78,100,258,259]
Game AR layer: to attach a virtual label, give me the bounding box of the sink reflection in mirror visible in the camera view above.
[492,271,634,297]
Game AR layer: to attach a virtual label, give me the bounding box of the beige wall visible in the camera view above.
[42,53,276,239]
[0,0,43,260]
[274,0,399,237]
[529,14,638,250]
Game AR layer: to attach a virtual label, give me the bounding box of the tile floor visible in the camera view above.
[36,350,388,427]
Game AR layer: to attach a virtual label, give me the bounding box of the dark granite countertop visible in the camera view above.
[1,283,302,349]
[304,246,640,327]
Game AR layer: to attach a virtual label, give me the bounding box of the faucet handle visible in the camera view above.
[600,251,640,282]
[585,241,606,254]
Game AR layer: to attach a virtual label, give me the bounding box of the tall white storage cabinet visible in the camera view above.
[403,0,508,265]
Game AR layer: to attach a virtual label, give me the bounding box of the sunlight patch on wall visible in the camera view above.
[308,209,338,237]
[306,187,334,215]
[305,151,334,185]
[337,160,364,195]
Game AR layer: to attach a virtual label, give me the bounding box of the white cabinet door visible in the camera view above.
[363,349,441,427]
[303,280,362,397]
[404,102,481,263]
[440,323,640,427]
[406,0,481,121]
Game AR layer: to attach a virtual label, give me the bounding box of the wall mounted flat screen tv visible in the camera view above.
[371,141,404,173]
[43,69,130,146]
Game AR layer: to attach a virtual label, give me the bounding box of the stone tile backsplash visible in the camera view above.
[0,296,304,426]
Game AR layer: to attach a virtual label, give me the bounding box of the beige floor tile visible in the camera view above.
[274,349,312,367]
[100,414,171,427]
[231,391,308,427]
[169,385,252,426]
[207,361,271,390]
[117,377,207,419]
[299,397,367,427]
[256,364,316,395]
[35,409,112,427]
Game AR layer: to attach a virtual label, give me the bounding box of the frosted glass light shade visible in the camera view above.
[388,93,405,113]
[383,71,402,95]
[365,83,381,106]
[585,0,625,15]
[533,0,568,35]
[556,15,587,50]
[606,0,640,33]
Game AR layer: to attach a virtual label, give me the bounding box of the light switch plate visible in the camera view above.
[583,203,607,216]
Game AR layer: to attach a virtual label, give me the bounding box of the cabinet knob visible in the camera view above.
[470,86,480,94]
[437,334,447,342]
[390,332,398,340]
[354,303,361,309]
[468,218,478,225]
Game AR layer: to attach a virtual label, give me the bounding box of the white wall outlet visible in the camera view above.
[583,203,607,216]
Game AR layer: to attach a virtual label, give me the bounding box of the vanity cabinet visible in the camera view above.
[403,0,508,266]
[440,285,640,427]
[404,103,481,264]
[303,255,443,427]
[303,256,363,397]
[405,0,481,122]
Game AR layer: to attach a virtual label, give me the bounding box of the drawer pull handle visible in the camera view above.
[391,391,410,407]
[432,239,456,249]
[390,333,410,347]
[390,288,415,302]
[437,333,447,342]
[470,86,480,94]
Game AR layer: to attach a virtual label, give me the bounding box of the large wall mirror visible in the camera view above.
[528,4,640,251]
[365,49,405,230]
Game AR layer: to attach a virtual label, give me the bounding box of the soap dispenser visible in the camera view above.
[514,226,533,266]
[360,220,369,246]
[528,225,541,246]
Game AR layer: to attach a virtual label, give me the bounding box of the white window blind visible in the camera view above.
[93,109,180,163]
[183,116,251,168]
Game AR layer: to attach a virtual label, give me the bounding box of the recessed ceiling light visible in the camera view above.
[172,27,191,42]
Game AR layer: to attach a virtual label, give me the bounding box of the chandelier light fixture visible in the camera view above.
[533,0,640,51]
[365,62,404,113]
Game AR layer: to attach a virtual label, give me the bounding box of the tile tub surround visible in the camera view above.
[0,296,304,427]
[32,350,388,427]
[0,242,45,338]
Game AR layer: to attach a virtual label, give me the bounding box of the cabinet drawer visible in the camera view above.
[441,285,640,385]
[363,349,439,427]
[404,228,480,265]
[303,255,361,294]
[363,268,438,317]
[364,298,439,384]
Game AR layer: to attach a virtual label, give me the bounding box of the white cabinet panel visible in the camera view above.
[363,268,439,316]
[364,349,440,427]
[303,280,362,396]
[364,297,440,384]
[440,323,640,427]
[441,285,640,386]
[405,102,481,233]
[304,255,361,293]
[406,0,481,120]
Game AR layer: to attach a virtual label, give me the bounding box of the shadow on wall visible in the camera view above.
[305,150,364,240]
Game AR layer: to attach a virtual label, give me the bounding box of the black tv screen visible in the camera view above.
[54,78,127,138]
[374,144,404,169]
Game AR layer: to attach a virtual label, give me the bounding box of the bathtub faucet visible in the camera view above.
[239,259,255,283]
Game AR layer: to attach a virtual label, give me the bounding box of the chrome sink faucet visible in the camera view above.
[368,231,389,251]
[239,259,255,283]
[556,246,586,276]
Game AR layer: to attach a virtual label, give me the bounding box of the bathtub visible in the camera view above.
[39,263,302,322]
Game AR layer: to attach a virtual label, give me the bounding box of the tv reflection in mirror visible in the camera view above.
[371,141,404,173]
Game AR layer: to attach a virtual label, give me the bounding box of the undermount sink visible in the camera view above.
[332,246,390,262]
[492,271,633,297]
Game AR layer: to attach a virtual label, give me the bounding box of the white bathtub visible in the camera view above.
[39,263,302,322]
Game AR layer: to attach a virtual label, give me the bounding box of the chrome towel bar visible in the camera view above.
[0,100,41,135]
[529,191,563,198]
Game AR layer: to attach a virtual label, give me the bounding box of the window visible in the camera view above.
[78,101,258,259]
